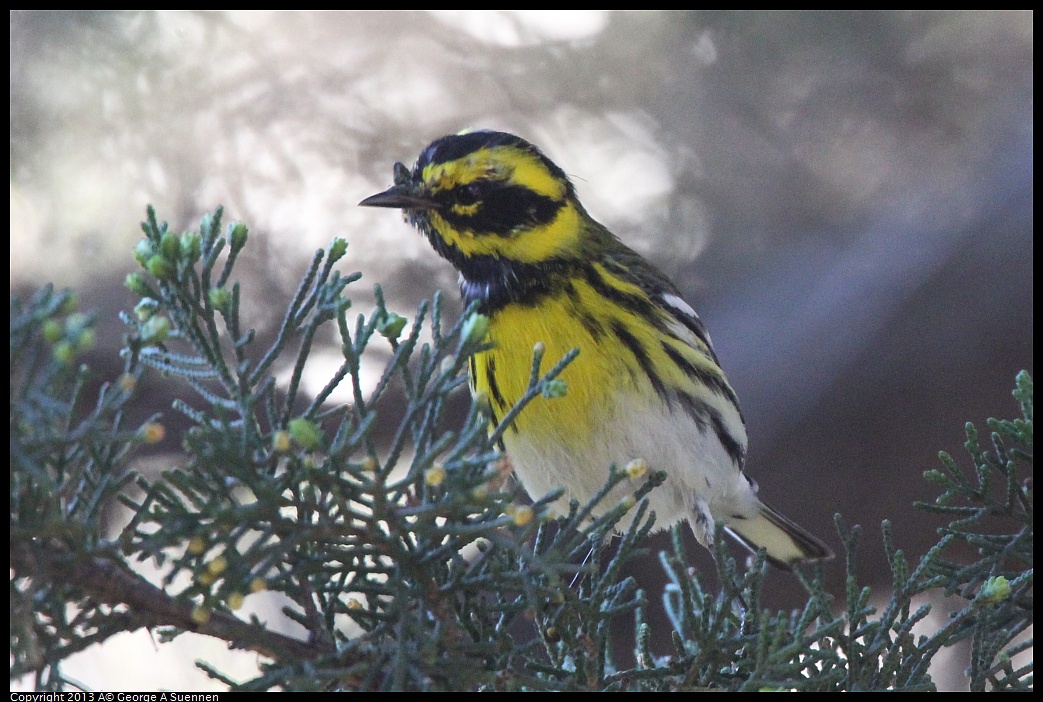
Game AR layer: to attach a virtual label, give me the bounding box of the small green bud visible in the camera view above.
[229,222,249,251]
[64,312,89,334]
[134,240,155,266]
[59,293,79,315]
[134,298,160,322]
[288,417,323,450]
[425,465,447,487]
[272,430,292,453]
[74,327,96,352]
[206,555,228,575]
[42,319,63,344]
[118,374,136,393]
[138,422,166,444]
[208,287,231,313]
[460,312,490,348]
[53,340,75,364]
[507,504,534,526]
[329,237,348,262]
[541,378,568,399]
[160,231,181,261]
[54,314,95,353]
[124,272,155,297]
[140,316,172,345]
[146,255,176,281]
[378,312,408,341]
[181,231,201,262]
[979,575,1012,605]
[625,458,648,479]
[922,469,947,485]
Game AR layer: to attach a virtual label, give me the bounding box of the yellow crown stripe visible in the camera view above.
[421,146,566,199]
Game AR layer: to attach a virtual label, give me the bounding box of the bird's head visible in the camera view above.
[360,130,588,273]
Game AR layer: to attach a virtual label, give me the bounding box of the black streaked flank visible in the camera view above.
[560,280,606,341]
[674,392,747,466]
[576,311,605,342]
[470,355,506,444]
[661,342,743,415]
[658,295,721,366]
[582,264,667,335]
[485,357,508,414]
[611,320,670,403]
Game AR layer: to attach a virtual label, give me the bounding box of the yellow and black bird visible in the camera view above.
[360,130,831,568]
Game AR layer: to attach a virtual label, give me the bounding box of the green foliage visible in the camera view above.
[11,285,144,688]
[915,371,1033,691]
[10,208,1032,691]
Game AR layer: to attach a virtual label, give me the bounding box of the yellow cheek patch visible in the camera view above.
[502,202,581,263]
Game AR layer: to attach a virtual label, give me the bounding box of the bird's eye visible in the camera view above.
[456,183,484,206]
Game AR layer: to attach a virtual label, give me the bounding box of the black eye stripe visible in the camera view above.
[437,184,563,236]
[455,182,486,206]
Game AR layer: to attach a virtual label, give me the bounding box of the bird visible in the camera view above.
[360,129,832,568]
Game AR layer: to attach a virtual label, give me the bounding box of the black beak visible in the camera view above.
[359,184,440,210]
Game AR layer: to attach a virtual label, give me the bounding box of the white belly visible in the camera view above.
[503,390,760,535]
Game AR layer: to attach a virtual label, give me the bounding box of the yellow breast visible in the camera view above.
[470,280,652,447]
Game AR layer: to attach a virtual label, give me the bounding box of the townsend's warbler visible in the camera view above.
[360,130,831,568]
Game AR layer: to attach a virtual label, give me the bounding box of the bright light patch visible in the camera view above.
[428,10,609,47]
[537,109,673,226]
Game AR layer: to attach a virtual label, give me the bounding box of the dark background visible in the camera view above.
[10,11,1032,690]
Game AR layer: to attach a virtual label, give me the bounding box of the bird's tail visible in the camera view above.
[725,501,833,570]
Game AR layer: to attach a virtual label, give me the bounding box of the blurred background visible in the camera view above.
[10,10,1032,690]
